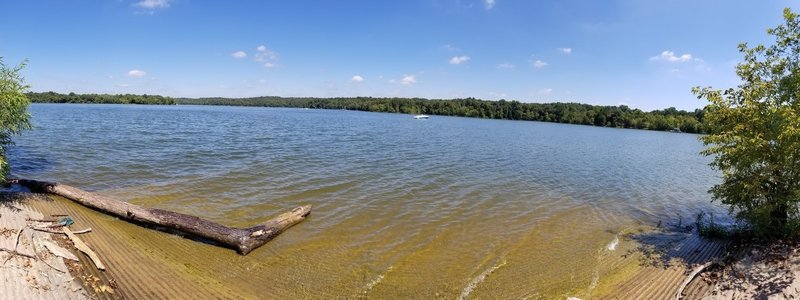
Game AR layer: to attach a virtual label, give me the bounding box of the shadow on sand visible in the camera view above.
[621,220,796,299]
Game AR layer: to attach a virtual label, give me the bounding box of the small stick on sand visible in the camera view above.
[33,227,91,235]
[13,225,25,252]
[675,260,716,300]
[0,248,35,261]
[26,218,58,223]
[63,227,105,270]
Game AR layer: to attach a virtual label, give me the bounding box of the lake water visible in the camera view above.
[8,104,726,298]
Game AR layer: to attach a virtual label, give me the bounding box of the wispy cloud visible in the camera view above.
[351,75,364,83]
[442,44,460,52]
[127,69,146,77]
[231,51,247,59]
[254,45,278,68]
[558,47,572,54]
[135,0,170,9]
[449,55,471,65]
[401,75,416,85]
[497,63,515,69]
[531,60,548,68]
[538,88,553,95]
[391,75,417,85]
[649,50,698,62]
[484,0,496,9]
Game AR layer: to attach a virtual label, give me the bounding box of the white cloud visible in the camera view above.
[538,88,553,95]
[396,75,416,85]
[135,0,170,9]
[351,75,364,83]
[484,0,496,9]
[649,50,697,62]
[449,55,471,65]
[127,69,146,77]
[558,47,572,54]
[232,51,247,59]
[532,60,548,68]
[254,45,277,61]
[117,83,130,87]
[263,62,275,68]
[497,63,515,69]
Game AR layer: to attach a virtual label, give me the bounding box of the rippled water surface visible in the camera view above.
[9,104,725,298]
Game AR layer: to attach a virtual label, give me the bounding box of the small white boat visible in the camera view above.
[413,114,429,120]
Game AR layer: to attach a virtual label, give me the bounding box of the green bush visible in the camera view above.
[694,8,800,236]
[0,58,32,182]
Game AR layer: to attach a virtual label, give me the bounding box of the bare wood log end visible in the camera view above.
[238,204,312,255]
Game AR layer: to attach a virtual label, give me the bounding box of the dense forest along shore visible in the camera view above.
[28,91,706,133]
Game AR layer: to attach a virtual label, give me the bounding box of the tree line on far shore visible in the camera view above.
[26,91,705,133]
[177,96,706,133]
[28,91,175,105]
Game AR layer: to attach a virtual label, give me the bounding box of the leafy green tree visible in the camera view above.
[693,8,800,235]
[0,58,32,182]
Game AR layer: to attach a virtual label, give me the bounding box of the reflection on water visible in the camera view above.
[9,104,726,298]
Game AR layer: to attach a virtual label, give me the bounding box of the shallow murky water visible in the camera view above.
[8,104,726,298]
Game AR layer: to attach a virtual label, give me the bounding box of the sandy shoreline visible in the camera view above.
[698,239,800,299]
[0,192,105,299]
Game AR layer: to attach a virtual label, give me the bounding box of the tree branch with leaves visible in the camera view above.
[694,8,800,235]
[0,57,32,182]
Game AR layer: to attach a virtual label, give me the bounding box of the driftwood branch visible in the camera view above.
[675,260,717,300]
[63,227,105,270]
[10,179,312,255]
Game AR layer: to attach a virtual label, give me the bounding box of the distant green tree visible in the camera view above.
[0,58,32,182]
[28,91,175,105]
[693,8,800,235]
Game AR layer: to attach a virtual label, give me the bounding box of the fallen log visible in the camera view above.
[10,179,312,255]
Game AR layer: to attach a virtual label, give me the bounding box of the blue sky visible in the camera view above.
[2,0,798,111]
